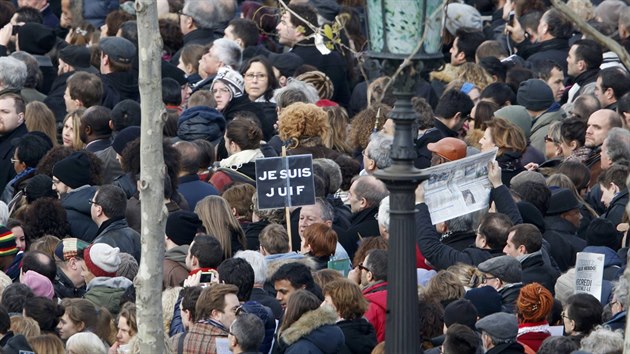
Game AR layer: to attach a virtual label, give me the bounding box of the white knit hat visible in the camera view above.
[212,67,244,99]
[445,3,482,36]
[84,243,121,277]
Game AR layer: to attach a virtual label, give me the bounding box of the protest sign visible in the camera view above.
[255,154,315,209]
[575,252,605,301]
[420,148,498,224]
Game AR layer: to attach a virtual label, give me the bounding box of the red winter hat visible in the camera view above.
[83,244,121,277]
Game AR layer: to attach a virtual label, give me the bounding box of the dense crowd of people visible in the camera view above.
[0,0,629,353]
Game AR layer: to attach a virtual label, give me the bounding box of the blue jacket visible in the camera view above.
[583,246,624,281]
[83,0,119,27]
[177,106,226,144]
[177,174,218,210]
[276,306,345,354]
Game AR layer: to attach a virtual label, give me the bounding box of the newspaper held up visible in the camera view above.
[420,148,498,225]
[575,252,605,301]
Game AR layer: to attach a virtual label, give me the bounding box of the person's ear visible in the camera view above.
[366,158,376,171]
[359,197,368,209]
[455,50,465,63]
[108,120,114,130]
[577,59,586,72]
[611,182,621,193]
[229,335,238,348]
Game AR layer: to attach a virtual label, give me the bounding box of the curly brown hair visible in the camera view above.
[348,103,391,151]
[278,102,330,148]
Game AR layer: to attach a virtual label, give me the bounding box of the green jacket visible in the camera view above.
[84,276,133,315]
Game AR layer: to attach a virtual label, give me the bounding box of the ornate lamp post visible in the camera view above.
[365,1,444,352]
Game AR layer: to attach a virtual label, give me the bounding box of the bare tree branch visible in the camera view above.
[550,0,630,70]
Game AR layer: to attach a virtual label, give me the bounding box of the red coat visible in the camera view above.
[363,281,387,343]
[517,321,551,352]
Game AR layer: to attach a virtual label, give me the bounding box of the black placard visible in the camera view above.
[255,155,315,209]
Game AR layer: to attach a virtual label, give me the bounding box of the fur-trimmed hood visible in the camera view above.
[280,306,338,345]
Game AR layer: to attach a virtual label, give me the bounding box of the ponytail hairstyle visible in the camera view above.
[225,117,263,151]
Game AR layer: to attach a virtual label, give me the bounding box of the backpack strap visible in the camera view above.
[177,332,187,354]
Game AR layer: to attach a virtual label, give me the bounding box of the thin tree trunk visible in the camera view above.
[135,0,166,352]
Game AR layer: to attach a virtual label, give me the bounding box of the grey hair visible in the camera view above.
[273,79,320,108]
[352,175,389,208]
[377,196,390,231]
[548,120,563,144]
[313,158,342,194]
[65,332,108,354]
[613,277,629,309]
[211,38,242,70]
[183,0,236,30]
[367,132,393,169]
[314,197,335,222]
[579,326,624,353]
[0,201,7,226]
[231,313,265,352]
[604,127,630,163]
[10,52,42,90]
[235,250,267,285]
[0,57,27,90]
[445,209,484,233]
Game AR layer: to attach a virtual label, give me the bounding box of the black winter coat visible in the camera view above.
[543,216,586,272]
[521,252,558,295]
[177,106,226,144]
[337,318,377,354]
[93,218,141,262]
[339,206,381,260]
[415,185,522,270]
[60,186,99,242]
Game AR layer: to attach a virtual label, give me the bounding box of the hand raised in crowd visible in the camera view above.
[0,23,12,47]
[415,183,425,204]
[524,162,539,171]
[488,160,503,188]
[504,16,526,44]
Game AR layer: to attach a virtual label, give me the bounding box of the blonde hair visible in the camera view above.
[65,332,108,354]
[567,0,595,21]
[421,270,465,305]
[194,196,246,259]
[447,263,483,288]
[28,334,65,354]
[11,316,40,338]
[25,102,58,146]
[322,106,352,154]
[458,63,494,90]
[278,102,330,149]
[29,235,61,260]
[63,109,85,149]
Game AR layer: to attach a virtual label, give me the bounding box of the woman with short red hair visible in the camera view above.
[516,282,554,352]
[301,223,337,270]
